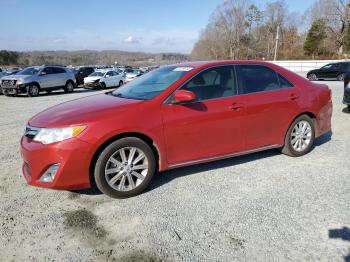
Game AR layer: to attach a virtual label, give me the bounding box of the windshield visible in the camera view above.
[130,69,141,74]
[18,67,41,75]
[111,65,193,100]
[89,71,104,77]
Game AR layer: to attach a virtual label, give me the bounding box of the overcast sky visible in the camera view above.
[0,0,316,53]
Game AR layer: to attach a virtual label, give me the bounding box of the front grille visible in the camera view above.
[24,125,40,139]
[1,80,17,87]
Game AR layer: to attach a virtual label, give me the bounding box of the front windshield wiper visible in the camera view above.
[107,92,146,100]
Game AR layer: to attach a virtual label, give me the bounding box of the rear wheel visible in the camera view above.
[64,81,74,93]
[27,84,40,97]
[94,137,156,198]
[281,115,315,157]
[337,73,345,81]
[119,80,123,87]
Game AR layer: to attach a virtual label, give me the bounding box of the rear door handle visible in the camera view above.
[228,103,244,111]
[289,93,299,100]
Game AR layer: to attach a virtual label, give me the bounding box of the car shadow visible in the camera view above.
[147,148,280,193]
[329,227,350,262]
[342,107,350,114]
[147,133,332,193]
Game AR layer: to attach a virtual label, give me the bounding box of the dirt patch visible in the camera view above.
[63,209,107,239]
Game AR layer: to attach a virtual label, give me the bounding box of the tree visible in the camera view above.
[303,19,327,57]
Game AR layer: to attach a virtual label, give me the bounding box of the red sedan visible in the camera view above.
[20,61,332,198]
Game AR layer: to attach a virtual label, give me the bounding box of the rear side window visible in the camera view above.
[278,74,294,88]
[42,67,54,74]
[238,65,292,94]
[52,67,66,74]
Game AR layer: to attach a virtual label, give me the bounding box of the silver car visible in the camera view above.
[1,66,76,97]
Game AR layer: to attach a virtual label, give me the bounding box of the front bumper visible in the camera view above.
[20,136,92,190]
[84,82,101,89]
[2,84,27,95]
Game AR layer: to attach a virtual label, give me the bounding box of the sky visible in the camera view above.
[0,0,317,54]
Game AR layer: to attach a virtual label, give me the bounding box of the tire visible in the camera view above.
[94,137,156,198]
[119,80,123,87]
[281,115,315,157]
[308,74,317,81]
[100,82,106,89]
[64,81,74,93]
[27,84,40,97]
[347,104,350,112]
[337,73,345,81]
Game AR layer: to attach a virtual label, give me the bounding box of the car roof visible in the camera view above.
[170,60,284,69]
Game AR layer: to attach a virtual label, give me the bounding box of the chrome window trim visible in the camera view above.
[163,63,295,105]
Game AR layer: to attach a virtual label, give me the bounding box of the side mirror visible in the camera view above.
[39,71,46,76]
[173,90,196,104]
[106,75,110,78]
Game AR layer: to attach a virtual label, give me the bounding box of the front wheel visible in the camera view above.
[281,115,315,157]
[337,73,345,81]
[118,80,123,87]
[94,137,156,198]
[64,81,74,93]
[27,84,40,97]
[308,74,317,81]
[100,82,106,89]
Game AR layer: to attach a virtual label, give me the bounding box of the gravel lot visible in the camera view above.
[0,79,349,262]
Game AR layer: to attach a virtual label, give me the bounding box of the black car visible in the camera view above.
[307,62,350,81]
[72,66,95,86]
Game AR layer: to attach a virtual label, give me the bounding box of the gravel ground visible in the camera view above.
[0,80,349,262]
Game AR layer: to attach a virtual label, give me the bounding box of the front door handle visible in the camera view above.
[289,93,299,100]
[228,103,244,111]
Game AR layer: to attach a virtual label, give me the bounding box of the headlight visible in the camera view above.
[17,79,23,85]
[33,125,87,144]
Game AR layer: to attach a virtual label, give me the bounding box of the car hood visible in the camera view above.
[1,74,30,81]
[28,93,144,128]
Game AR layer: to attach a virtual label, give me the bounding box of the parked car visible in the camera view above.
[125,69,144,83]
[1,66,76,97]
[20,61,332,198]
[307,62,350,81]
[343,72,350,111]
[0,70,20,94]
[71,66,95,86]
[84,69,124,89]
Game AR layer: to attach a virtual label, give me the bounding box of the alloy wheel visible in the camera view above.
[308,74,317,81]
[104,147,148,191]
[67,82,74,92]
[29,86,39,96]
[290,120,312,152]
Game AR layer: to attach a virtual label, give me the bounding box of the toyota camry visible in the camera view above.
[20,61,333,198]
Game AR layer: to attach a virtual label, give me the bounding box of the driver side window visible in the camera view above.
[180,66,236,101]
